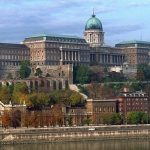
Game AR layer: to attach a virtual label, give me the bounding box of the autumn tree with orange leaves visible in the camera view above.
[2,110,11,128]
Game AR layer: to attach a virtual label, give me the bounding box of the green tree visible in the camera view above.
[19,61,31,79]
[0,86,12,104]
[7,73,13,79]
[126,112,148,124]
[13,82,29,104]
[35,68,43,77]
[137,64,150,81]
[73,66,91,84]
[130,82,144,91]
[28,92,49,109]
[102,113,122,125]
[69,91,84,106]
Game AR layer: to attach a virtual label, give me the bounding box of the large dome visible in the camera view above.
[85,14,103,31]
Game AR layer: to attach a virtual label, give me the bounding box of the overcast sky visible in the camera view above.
[0,0,150,45]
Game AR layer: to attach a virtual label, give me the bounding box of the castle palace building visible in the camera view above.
[23,34,90,66]
[2,13,148,79]
[22,13,125,67]
[0,43,30,78]
[84,13,125,66]
[116,41,150,66]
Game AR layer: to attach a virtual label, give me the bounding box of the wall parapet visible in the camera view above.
[0,125,150,145]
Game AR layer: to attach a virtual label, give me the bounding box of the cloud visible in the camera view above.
[106,24,143,36]
[128,1,150,7]
[0,0,149,44]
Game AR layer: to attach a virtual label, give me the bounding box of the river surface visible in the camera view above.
[1,140,150,150]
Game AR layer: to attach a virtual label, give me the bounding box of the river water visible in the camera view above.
[1,140,150,150]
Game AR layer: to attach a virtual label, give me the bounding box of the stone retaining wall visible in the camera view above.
[0,125,150,145]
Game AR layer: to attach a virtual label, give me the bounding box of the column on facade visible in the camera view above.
[110,55,112,64]
[71,51,74,61]
[62,51,65,61]
[100,54,103,63]
[122,56,124,63]
[117,56,119,64]
[66,51,68,61]
[107,55,108,64]
[65,51,67,61]
[60,47,63,61]
[104,54,106,64]
[56,80,60,90]
[78,52,80,61]
[115,56,116,64]
[69,51,71,61]
[104,54,106,63]
[76,52,78,61]
[101,54,104,63]
[64,51,66,60]
[119,55,121,64]
[114,55,116,64]
[120,56,123,63]
[75,51,77,61]
[98,54,101,63]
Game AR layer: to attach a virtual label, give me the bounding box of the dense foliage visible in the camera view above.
[137,64,150,81]
[102,113,122,125]
[34,68,43,77]
[126,112,149,124]
[73,66,91,84]
[19,61,31,79]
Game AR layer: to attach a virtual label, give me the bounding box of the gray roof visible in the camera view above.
[23,34,86,43]
[116,40,150,48]
[0,43,27,48]
[116,40,150,45]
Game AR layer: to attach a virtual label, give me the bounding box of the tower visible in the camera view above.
[84,12,104,47]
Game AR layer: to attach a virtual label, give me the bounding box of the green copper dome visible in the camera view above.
[85,14,103,30]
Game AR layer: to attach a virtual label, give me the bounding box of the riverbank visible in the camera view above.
[0,125,150,145]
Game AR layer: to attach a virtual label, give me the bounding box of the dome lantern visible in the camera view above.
[84,12,104,47]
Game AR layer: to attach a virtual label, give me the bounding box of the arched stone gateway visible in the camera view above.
[59,81,62,90]
[65,80,69,89]
[40,80,45,87]
[53,80,56,90]
[12,110,21,128]
[47,80,50,88]
[35,80,38,91]
[29,81,33,89]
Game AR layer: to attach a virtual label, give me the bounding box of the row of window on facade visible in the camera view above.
[94,106,115,113]
[0,61,20,66]
[125,95,148,98]
[90,54,124,64]
[126,102,147,105]
[46,43,88,49]
[29,43,88,50]
[0,55,29,60]
[88,34,103,43]
[0,49,29,55]
[44,38,85,43]
[126,107,147,111]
